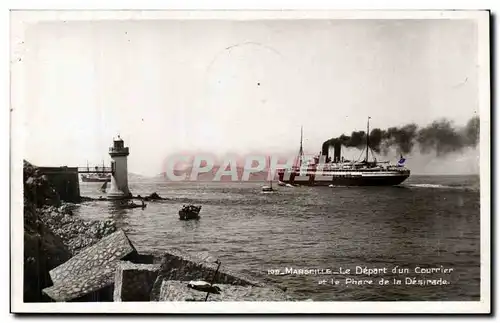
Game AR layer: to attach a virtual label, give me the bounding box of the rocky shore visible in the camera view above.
[23,160,290,303]
[23,160,120,301]
[38,205,117,255]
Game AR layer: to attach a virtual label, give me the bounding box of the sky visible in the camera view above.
[18,18,480,176]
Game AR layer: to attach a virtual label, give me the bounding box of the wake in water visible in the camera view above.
[409,183,450,188]
[406,183,478,191]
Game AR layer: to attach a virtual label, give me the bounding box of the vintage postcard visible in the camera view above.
[10,9,490,314]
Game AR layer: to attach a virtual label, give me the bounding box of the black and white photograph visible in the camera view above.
[10,9,490,314]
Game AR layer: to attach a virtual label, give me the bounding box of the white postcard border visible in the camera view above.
[9,9,491,314]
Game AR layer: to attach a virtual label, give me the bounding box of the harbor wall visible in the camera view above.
[37,167,80,203]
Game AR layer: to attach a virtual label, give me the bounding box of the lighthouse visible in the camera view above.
[107,135,131,199]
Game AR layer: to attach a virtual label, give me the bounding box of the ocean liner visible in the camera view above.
[277,118,410,186]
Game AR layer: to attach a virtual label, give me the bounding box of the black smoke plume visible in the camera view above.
[322,116,480,157]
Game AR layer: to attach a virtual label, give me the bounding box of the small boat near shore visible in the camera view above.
[278,181,295,188]
[119,200,146,209]
[261,185,275,193]
[179,204,202,220]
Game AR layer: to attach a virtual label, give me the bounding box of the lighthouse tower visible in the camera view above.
[107,135,131,199]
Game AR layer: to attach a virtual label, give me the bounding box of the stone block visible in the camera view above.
[42,230,136,301]
[158,280,288,301]
[43,266,116,302]
[125,250,164,264]
[150,248,265,301]
[48,229,136,286]
[113,261,161,302]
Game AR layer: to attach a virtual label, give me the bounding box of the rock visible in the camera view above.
[144,192,164,201]
[149,192,161,199]
[113,262,161,302]
[49,230,135,286]
[43,230,137,302]
[158,280,288,301]
[36,201,117,255]
[58,204,73,214]
[24,161,62,208]
[23,207,71,302]
[149,249,265,301]
[43,266,116,302]
[23,161,71,302]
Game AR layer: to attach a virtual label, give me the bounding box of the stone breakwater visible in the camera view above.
[24,160,289,302]
[42,230,289,302]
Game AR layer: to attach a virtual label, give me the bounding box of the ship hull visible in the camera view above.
[81,176,111,183]
[278,172,409,186]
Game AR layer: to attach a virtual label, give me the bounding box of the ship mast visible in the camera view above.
[297,126,304,167]
[366,117,371,162]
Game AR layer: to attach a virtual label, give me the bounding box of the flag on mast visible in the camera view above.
[397,154,406,167]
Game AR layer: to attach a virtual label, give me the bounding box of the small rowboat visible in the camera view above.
[179,204,202,220]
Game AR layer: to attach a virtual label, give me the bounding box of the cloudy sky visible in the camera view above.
[18,18,480,175]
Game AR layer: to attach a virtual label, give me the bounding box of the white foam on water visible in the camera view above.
[409,183,448,189]
[407,183,475,191]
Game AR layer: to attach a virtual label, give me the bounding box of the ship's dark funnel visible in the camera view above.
[321,142,330,162]
[321,116,479,158]
[333,142,341,163]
